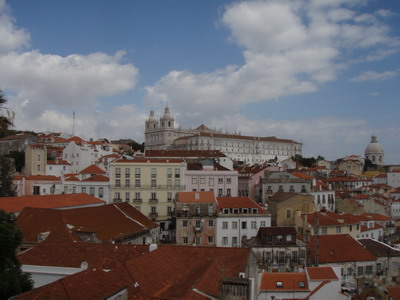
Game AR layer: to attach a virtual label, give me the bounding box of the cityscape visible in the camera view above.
[1,0,400,299]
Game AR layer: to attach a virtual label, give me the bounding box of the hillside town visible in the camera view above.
[1,106,400,299]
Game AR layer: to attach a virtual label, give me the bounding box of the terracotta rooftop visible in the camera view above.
[13,175,61,181]
[177,191,216,203]
[292,172,315,179]
[187,162,230,171]
[16,203,158,244]
[79,164,106,174]
[306,267,338,280]
[18,242,150,270]
[145,149,227,158]
[358,239,400,257]
[259,272,309,291]
[81,174,109,182]
[386,286,400,300]
[306,211,360,226]
[0,193,105,213]
[217,197,269,215]
[308,234,376,264]
[16,245,249,299]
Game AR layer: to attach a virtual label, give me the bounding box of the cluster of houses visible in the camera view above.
[1,122,400,298]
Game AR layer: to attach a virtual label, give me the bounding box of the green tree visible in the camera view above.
[0,210,33,299]
[0,156,17,197]
[0,90,14,138]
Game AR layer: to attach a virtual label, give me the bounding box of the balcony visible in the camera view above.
[113,198,122,203]
[133,198,142,203]
[149,198,158,203]
[149,212,158,218]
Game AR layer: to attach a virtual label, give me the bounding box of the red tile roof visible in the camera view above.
[18,242,149,269]
[13,175,61,181]
[259,272,309,291]
[177,191,216,203]
[306,211,360,226]
[65,175,80,181]
[0,193,105,213]
[145,149,227,158]
[292,172,315,179]
[386,286,400,300]
[81,174,109,182]
[217,197,269,215]
[308,234,376,264]
[115,158,185,163]
[16,203,158,244]
[306,267,338,280]
[79,164,106,174]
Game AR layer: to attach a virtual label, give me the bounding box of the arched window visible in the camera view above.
[168,121,171,127]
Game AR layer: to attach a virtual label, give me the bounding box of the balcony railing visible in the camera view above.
[133,198,142,203]
[113,198,122,203]
[149,212,158,218]
[111,184,186,190]
[149,198,158,203]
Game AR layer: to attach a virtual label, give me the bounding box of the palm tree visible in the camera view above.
[0,90,14,137]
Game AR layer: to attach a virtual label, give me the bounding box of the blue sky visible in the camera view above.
[1,0,399,163]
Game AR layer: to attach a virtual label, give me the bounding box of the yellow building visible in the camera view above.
[109,158,187,240]
[24,144,47,176]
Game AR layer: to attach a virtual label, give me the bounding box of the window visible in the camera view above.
[125,168,130,178]
[175,168,180,178]
[114,192,120,201]
[227,188,231,196]
[200,177,205,184]
[72,186,76,194]
[208,220,214,227]
[33,186,40,195]
[167,206,172,215]
[125,192,130,202]
[151,206,156,214]
[347,267,353,276]
[115,179,121,188]
[175,179,180,188]
[208,236,214,244]
[298,281,305,288]
[218,177,223,184]
[276,281,283,288]
[278,185,283,192]
[182,220,188,227]
[226,177,231,184]
[260,221,266,227]
[286,209,291,218]
[242,221,247,229]
[195,237,201,245]
[82,187,86,193]
[209,178,214,186]
[357,266,363,276]
[125,179,130,188]
[37,164,41,171]
[183,237,188,244]
[116,168,121,178]
[232,237,238,246]
[218,189,223,196]
[192,177,198,184]
[135,192,141,200]
[90,187,95,196]
[135,168,141,178]
[195,220,201,229]
[277,235,282,242]
[98,187,104,198]
[167,179,172,188]
[286,234,292,241]
[251,221,256,229]
[151,192,157,200]
[232,221,238,229]
[208,205,213,215]
[37,154,41,161]
[151,179,157,188]
[336,226,341,233]
[321,227,327,234]
[222,221,228,230]
[366,265,373,275]
[167,192,173,202]
[222,237,228,245]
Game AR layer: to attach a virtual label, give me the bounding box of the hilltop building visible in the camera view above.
[144,107,302,163]
[365,134,384,166]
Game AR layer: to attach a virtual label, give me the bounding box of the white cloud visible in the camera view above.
[145,0,399,126]
[350,70,398,82]
[0,0,30,53]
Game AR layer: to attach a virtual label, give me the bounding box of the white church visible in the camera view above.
[144,107,302,163]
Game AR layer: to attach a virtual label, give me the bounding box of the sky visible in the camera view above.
[0,0,399,163]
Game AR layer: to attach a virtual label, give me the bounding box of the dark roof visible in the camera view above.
[358,239,400,257]
[257,226,297,237]
[145,149,227,158]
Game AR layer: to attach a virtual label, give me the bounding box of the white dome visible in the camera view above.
[365,135,384,155]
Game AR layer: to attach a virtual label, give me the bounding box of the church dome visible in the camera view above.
[365,134,384,165]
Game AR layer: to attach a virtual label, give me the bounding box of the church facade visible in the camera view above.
[144,107,302,163]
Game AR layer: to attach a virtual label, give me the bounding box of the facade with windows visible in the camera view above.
[24,144,47,176]
[215,197,271,247]
[185,161,238,198]
[63,174,110,201]
[175,191,217,246]
[109,158,187,241]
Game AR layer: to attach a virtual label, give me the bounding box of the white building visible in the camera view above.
[365,134,384,166]
[387,171,400,188]
[46,159,71,177]
[63,141,114,173]
[216,197,271,247]
[144,107,302,163]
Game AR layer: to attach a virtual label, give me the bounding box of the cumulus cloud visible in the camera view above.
[145,0,399,125]
[0,1,140,138]
[0,0,30,53]
[350,70,398,82]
